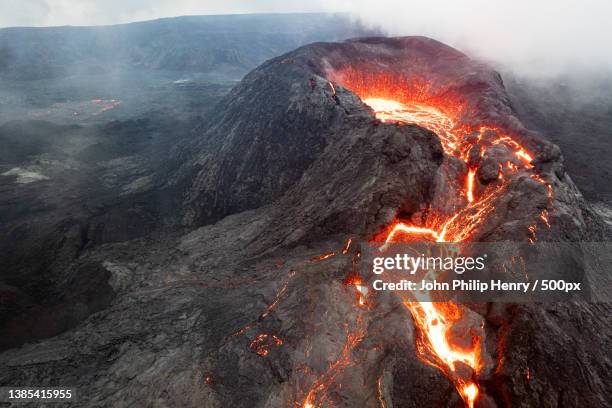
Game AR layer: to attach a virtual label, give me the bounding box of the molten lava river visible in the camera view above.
[237,72,557,408]
[311,72,553,408]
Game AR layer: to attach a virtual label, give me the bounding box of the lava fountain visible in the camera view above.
[329,66,554,407]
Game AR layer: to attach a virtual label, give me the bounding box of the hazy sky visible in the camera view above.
[1,0,611,76]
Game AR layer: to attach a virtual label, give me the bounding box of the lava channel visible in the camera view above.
[328,70,554,408]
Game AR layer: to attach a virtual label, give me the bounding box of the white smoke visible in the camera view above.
[321,0,612,77]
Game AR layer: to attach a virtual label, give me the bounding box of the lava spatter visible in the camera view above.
[249,333,283,357]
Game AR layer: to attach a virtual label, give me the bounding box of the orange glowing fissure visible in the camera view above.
[295,71,553,408]
[363,95,506,408]
[320,69,554,408]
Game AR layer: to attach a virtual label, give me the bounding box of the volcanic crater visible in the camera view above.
[0,37,609,408]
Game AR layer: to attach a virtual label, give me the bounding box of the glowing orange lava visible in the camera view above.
[368,95,488,405]
[344,274,369,307]
[300,315,365,408]
[249,333,283,357]
[311,252,336,262]
[329,68,554,407]
[466,168,476,203]
[364,98,459,153]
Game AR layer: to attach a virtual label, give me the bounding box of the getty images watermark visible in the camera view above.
[359,242,611,302]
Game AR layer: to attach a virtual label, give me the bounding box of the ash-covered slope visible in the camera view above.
[1,37,610,408]
[174,50,444,231]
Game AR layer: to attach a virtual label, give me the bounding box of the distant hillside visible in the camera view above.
[0,13,377,80]
[505,73,612,204]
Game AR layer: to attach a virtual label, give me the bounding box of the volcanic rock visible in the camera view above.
[477,157,500,184]
[0,37,609,408]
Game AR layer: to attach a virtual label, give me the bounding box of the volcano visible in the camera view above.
[1,37,609,407]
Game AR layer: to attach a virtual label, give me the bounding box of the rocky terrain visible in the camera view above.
[0,33,610,408]
[0,14,376,352]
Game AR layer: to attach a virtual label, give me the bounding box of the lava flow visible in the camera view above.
[330,68,554,407]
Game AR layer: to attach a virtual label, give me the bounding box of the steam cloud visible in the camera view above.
[323,0,612,77]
